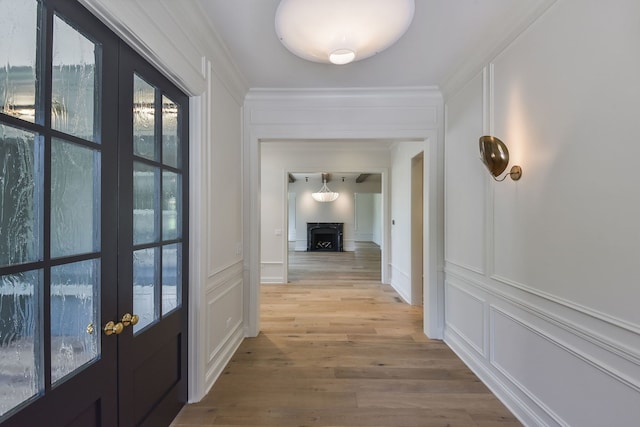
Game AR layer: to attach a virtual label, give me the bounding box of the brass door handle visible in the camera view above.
[121,313,139,327]
[103,321,124,336]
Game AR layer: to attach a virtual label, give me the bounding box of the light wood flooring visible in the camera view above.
[287,242,382,282]
[171,243,520,427]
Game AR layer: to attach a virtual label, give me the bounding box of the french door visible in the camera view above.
[0,1,189,426]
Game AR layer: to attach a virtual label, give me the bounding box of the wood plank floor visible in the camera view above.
[171,243,520,427]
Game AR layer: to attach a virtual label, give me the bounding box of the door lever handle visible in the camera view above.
[103,321,124,336]
[121,313,139,327]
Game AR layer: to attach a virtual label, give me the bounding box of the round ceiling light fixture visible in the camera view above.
[275,0,415,65]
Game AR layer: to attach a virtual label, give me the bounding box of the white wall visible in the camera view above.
[354,192,381,243]
[80,0,248,402]
[444,0,640,425]
[260,142,389,283]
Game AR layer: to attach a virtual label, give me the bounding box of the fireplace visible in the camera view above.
[307,222,343,252]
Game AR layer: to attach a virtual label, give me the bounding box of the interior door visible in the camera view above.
[0,1,119,425]
[116,44,189,427]
[0,1,188,426]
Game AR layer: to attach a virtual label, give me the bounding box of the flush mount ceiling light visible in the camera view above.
[275,0,415,65]
[479,136,522,181]
[312,174,339,202]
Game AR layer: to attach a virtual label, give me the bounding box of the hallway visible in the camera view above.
[171,245,520,426]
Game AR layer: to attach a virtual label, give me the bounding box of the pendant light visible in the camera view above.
[312,175,339,202]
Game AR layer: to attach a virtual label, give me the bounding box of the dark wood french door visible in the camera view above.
[0,1,188,426]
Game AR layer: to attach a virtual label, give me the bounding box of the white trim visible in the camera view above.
[245,88,445,339]
[187,93,206,402]
[79,0,205,96]
[444,330,550,427]
[390,265,411,304]
[445,281,487,358]
[446,266,640,368]
[202,326,244,399]
[490,307,640,396]
[444,260,485,276]
[440,0,558,98]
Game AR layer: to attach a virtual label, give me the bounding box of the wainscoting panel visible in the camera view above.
[445,281,486,357]
[444,265,640,426]
[260,262,285,284]
[203,262,244,394]
[491,307,640,426]
[389,264,411,304]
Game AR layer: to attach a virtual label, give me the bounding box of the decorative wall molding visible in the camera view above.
[260,262,284,284]
[444,260,485,276]
[444,329,547,427]
[446,266,640,367]
[390,265,411,304]
[203,326,244,398]
[491,306,640,395]
[206,281,243,360]
[445,281,486,357]
[440,0,557,98]
[207,260,244,290]
[246,88,445,338]
[246,86,442,103]
[444,268,640,425]
[490,273,640,340]
[79,0,206,96]
[250,106,438,129]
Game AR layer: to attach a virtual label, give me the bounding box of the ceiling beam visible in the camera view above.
[356,173,370,183]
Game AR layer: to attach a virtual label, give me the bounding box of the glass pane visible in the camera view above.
[50,259,99,385]
[0,1,39,122]
[162,244,180,316]
[162,171,180,240]
[162,95,179,167]
[133,248,158,333]
[0,124,41,267]
[0,270,42,417]
[133,162,159,245]
[51,139,99,258]
[133,74,156,160]
[52,15,99,142]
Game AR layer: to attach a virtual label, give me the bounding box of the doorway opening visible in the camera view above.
[411,152,424,306]
[284,171,383,284]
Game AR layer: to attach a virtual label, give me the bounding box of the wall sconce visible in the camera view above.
[479,136,522,181]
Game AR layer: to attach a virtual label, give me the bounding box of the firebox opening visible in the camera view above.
[307,222,343,252]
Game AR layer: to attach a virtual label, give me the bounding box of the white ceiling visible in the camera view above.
[198,0,547,89]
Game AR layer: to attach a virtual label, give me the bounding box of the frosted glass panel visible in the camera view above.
[0,1,39,122]
[0,125,40,267]
[162,95,179,167]
[52,15,99,142]
[162,171,180,240]
[134,162,159,245]
[0,270,42,417]
[133,248,157,333]
[162,244,180,316]
[51,139,100,258]
[133,74,156,160]
[50,260,99,384]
